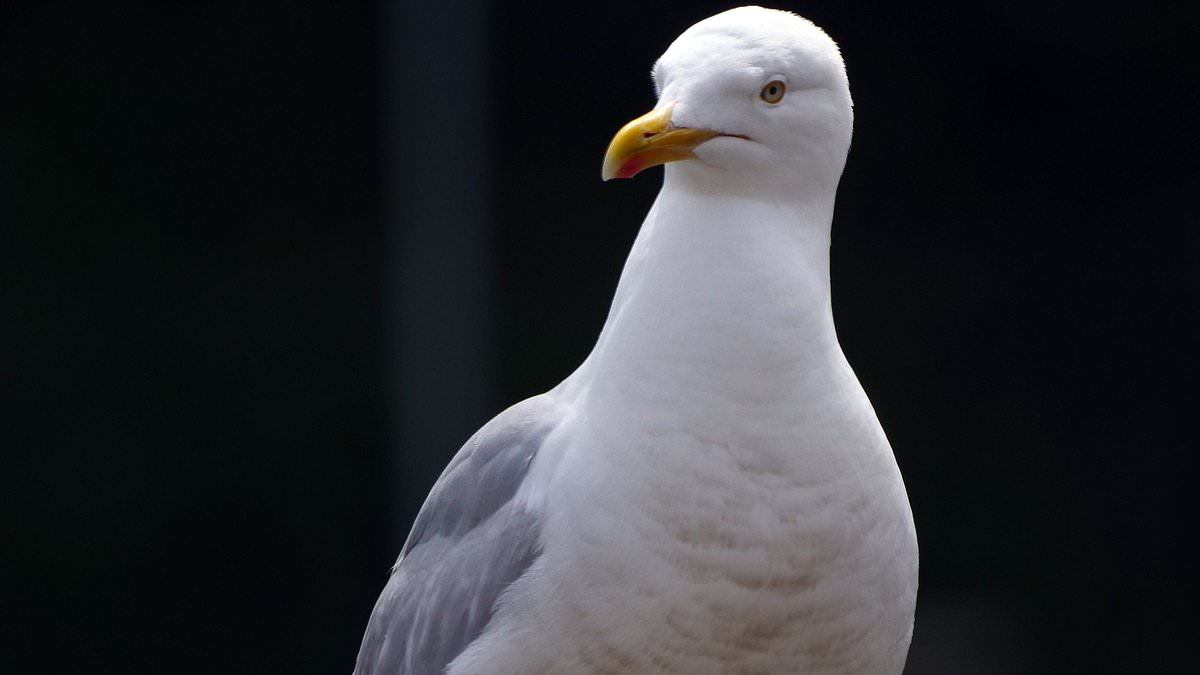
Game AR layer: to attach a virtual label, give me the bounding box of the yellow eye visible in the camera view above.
[760,80,786,104]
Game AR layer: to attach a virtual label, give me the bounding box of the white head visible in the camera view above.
[603,6,853,199]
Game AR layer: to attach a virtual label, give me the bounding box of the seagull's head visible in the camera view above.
[602,6,852,196]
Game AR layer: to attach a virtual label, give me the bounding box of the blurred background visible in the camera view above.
[3,0,1195,672]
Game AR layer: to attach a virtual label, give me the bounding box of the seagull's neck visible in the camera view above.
[573,172,848,430]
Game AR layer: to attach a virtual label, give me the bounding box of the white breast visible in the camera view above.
[448,365,917,675]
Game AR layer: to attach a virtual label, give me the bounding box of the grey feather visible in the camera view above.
[353,395,560,675]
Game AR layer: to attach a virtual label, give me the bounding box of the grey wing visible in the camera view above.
[353,395,560,675]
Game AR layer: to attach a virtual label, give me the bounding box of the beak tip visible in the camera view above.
[602,105,675,185]
[602,156,645,182]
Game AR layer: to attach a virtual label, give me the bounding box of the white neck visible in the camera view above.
[568,167,849,435]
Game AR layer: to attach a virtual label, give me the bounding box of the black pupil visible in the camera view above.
[767,85,778,97]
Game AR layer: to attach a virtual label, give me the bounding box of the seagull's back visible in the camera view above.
[353,395,562,674]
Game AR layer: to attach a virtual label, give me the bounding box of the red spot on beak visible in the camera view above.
[617,155,645,179]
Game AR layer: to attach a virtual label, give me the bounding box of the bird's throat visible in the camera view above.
[579,180,842,420]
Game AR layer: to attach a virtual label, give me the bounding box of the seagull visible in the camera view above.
[355,6,918,674]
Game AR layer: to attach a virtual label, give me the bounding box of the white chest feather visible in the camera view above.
[449,380,917,675]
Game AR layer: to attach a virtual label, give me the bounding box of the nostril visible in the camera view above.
[642,131,658,139]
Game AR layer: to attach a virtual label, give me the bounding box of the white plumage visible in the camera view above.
[356,7,918,674]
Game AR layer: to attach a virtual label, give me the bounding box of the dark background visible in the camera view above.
[4,1,1195,672]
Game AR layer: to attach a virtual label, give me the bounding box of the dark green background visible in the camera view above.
[4,1,1194,672]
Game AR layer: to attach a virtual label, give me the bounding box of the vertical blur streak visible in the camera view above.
[384,1,492,537]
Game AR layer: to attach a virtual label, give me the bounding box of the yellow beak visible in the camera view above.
[601,105,721,181]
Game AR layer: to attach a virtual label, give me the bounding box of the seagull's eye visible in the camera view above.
[759,80,786,104]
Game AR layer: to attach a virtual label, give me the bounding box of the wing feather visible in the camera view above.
[353,396,560,674]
